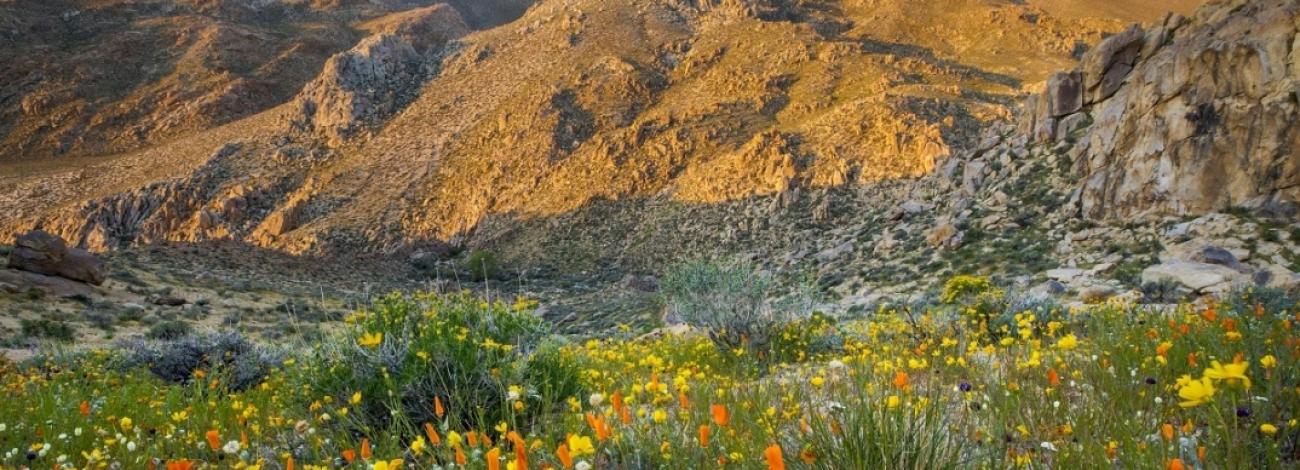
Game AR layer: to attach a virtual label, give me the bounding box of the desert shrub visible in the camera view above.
[661,260,816,366]
[1226,285,1299,316]
[768,312,844,364]
[306,291,571,433]
[1140,279,1187,304]
[145,320,192,340]
[521,339,586,422]
[940,275,993,304]
[118,331,283,391]
[986,292,1066,338]
[464,250,500,281]
[20,318,74,341]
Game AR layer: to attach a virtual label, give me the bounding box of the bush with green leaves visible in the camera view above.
[464,250,500,281]
[306,291,577,434]
[940,275,993,304]
[20,318,74,341]
[145,320,192,340]
[661,260,816,364]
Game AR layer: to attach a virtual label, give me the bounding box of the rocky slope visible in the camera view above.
[0,0,532,160]
[1,0,1185,254]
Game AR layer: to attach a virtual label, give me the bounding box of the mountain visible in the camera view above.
[0,0,1203,264]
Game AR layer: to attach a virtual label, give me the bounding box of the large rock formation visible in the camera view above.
[1023,0,1300,220]
[7,230,105,285]
[288,5,470,147]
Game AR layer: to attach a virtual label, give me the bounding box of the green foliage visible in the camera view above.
[20,318,74,341]
[145,320,192,340]
[661,260,815,365]
[463,250,500,281]
[803,391,969,469]
[940,275,993,304]
[306,291,574,434]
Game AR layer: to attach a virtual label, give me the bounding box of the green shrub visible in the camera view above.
[464,250,500,281]
[306,291,570,434]
[661,260,815,365]
[20,318,74,341]
[145,320,191,340]
[940,275,992,304]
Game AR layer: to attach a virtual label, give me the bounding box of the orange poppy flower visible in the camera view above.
[1047,368,1060,387]
[341,449,357,464]
[893,371,909,390]
[361,438,372,460]
[698,425,711,447]
[764,444,785,470]
[487,447,502,470]
[711,404,730,427]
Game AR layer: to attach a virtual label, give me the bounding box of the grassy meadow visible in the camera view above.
[2,269,1298,469]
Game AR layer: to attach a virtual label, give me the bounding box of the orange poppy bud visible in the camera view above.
[434,397,446,418]
[556,443,573,468]
[487,447,502,470]
[425,422,441,446]
[1161,423,1174,442]
[79,401,90,417]
[1167,458,1186,470]
[361,438,372,460]
[698,425,711,447]
[455,446,467,466]
[205,430,221,452]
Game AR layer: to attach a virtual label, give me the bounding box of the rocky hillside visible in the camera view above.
[0,0,1194,258]
[0,0,533,161]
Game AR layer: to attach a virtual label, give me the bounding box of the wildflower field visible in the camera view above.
[3,276,1299,469]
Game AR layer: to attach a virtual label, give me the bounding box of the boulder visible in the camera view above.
[1079,285,1118,303]
[1044,71,1083,117]
[926,222,963,249]
[153,296,188,307]
[1046,268,1086,283]
[1141,261,1244,293]
[7,230,105,285]
[1031,280,1068,297]
[622,274,660,293]
[1187,245,1247,272]
[1080,25,1144,103]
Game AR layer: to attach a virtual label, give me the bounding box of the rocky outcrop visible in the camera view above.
[1023,0,1300,220]
[7,230,104,285]
[288,6,469,147]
